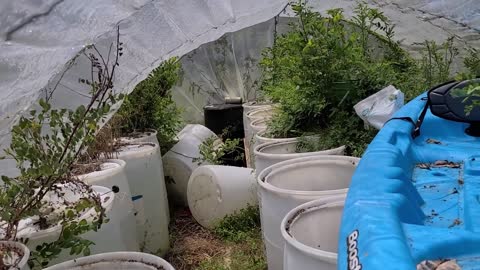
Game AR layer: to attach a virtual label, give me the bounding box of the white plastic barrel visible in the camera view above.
[254,133,321,150]
[75,159,139,251]
[0,241,30,270]
[163,125,217,206]
[257,155,359,270]
[244,108,275,168]
[44,252,175,270]
[176,124,216,142]
[242,101,273,114]
[242,102,273,134]
[121,129,159,145]
[15,185,129,266]
[246,107,274,121]
[187,165,257,228]
[118,132,168,225]
[243,104,273,148]
[254,140,346,177]
[253,131,296,152]
[249,118,268,137]
[116,143,170,255]
[281,196,346,270]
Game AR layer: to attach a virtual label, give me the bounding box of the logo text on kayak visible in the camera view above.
[347,230,362,270]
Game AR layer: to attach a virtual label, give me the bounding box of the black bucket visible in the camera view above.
[204,103,246,167]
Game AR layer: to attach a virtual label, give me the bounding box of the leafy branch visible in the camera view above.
[0,26,124,268]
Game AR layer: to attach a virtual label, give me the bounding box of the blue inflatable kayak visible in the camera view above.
[339,79,480,270]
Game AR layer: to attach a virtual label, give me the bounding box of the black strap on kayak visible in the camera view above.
[385,117,416,126]
[385,97,428,138]
[405,81,457,138]
[411,98,430,138]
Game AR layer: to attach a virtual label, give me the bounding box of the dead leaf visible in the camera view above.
[448,219,462,228]
[426,139,442,145]
[437,260,461,270]
[417,260,444,270]
[434,160,448,166]
[417,163,431,170]
[433,160,461,168]
[417,259,461,270]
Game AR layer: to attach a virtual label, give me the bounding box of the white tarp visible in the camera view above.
[171,16,295,123]
[308,0,480,61]
[172,0,480,123]
[0,0,479,153]
[0,0,290,152]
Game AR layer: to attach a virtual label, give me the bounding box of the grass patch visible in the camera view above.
[197,234,266,270]
[167,206,266,270]
[213,205,261,243]
[166,208,226,270]
[198,206,266,270]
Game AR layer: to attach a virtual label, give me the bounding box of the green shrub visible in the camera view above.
[0,39,122,268]
[260,2,411,154]
[213,205,261,243]
[464,48,480,77]
[194,128,245,165]
[296,111,377,157]
[259,2,475,155]
[117,58,183,153]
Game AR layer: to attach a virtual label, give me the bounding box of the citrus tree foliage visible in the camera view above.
[117,58,183,153]
[194,136,244,166]
[258,1,474,155]
[259,2,412,153]
[0,32,123,268]
[464,48,480,78]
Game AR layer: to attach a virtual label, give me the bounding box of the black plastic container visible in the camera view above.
[204,103,245,167]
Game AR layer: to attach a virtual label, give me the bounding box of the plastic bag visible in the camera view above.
[354,85,404,129]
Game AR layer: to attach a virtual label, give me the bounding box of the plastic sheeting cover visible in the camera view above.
[0,0,479,153]
[309,0,480,50]
[0,0,290,153]
[173,0,480,123]
[172,16,295,123]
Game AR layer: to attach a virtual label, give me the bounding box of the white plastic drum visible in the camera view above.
[15,185,127,266]
[244,108,275,168]
[75,159,139,251]
[0,241,30,270]
[242,101,272,115]
[281,196,346,270]
[187,165,257,229]
[176,124,216,142]
[254,140,346,177]
[257,155,359,270]
[116,143,170,255]
[246,107,274,121]
[44,252,175,270]
[163,125,217,206]
[246,106,274,127]
[243,104,272,147]
[253,131,296,153]
[249,118,268,138]
[120,129,159,145]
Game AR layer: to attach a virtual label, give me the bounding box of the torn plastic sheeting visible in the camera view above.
[0,0,290,153]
